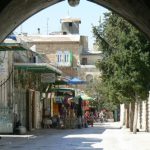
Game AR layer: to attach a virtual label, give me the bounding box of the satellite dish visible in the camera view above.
[68,0,80,7]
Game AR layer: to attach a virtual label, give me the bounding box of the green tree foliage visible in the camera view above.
[93,12,150,104]
[93,12,150,133]
[85,77,118,111]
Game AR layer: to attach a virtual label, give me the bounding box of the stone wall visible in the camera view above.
[28,42,80,66]
[147,91,150,131]
[27,41,80,77]
[120,92,150,132]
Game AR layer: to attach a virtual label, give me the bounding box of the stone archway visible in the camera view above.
[0,0,150,42]
[86,74,94,83]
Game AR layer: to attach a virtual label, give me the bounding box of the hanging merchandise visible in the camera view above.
[55,96,63,103]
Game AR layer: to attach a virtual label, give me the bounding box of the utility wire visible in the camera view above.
[0,69,13,87]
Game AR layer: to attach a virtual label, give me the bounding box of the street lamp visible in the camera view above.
[68,0,80,7]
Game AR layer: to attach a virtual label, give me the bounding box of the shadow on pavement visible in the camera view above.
[0,122,121,149]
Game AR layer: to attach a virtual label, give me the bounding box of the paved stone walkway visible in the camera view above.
[0,122,150,150]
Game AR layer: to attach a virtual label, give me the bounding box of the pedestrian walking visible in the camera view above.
[84,111,89,128]
[99,111,104,123]
[90,112,94,127]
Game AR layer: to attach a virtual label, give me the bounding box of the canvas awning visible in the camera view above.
[14,63,62,75]
[67,77,86,85]
[49,88,75,92]
[48,88,75,96]
[0,43,27,51]
[81,94,94,101]
[75,94,94,101]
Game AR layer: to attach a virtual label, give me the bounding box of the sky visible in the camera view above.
[15,0,108,50]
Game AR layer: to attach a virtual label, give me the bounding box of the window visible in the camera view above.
[69,22,72,27]
[56,51,63,65]
[64,51,69,62]
[56,50,71,66]
[64,51,70,66]
[63,32,67,35]
[82,58,87,65]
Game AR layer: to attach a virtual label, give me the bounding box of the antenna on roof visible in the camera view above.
[67,7,70,18]
[47,18,49,35]
[38,28,40,34]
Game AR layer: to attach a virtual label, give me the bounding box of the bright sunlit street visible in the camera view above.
[1,122,150,150]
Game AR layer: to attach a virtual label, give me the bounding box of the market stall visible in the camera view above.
[50,88,78,129]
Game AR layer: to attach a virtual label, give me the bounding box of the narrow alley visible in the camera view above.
[1,122,150,150]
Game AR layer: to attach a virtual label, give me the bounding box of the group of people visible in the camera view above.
[84,111,95,127]
[43,115,64,129]
[43,110,108,129]
[84,110,107,127]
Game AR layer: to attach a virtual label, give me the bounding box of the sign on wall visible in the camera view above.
[41,73,55,83]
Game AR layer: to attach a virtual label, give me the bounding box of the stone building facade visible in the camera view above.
[79,50,102,82]
[18,34,87,77]
[18,17,89,79]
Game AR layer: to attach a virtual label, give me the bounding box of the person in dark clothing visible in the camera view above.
[77,97,83,128]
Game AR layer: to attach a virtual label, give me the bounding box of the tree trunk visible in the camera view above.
[145,100,149,132]
[129,101,135,132]
[125,104,129,128]
[121,104,126,126]
[133,100,139,134]
[123,104,126,125]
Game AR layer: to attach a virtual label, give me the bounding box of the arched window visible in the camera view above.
[86,74,93,83]
[56,51,63,66]
[64,51,71,66]
[56,50,72,66]
[64,51,70,63]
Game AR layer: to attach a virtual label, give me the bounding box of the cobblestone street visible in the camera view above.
[0,122,150,150]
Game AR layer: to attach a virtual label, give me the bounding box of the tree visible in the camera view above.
[93,12,150,133]
[85,77,118,113]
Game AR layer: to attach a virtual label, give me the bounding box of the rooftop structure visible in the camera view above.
[60,17,81,35]
[18,35,80,43]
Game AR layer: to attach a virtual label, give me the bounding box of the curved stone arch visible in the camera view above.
[0,0,150,42]
[86,74,94,83]
[88,0,150,39]
[0,0,65,42]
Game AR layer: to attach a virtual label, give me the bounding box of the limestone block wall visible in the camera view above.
[136,91,150,131]
[80,54,102,65]
[120,93,150,132]
[137,101,146,131]
[0,51,9,106]
[120,104,125,126]
[34,91,42,129]
[14,88,27,127]
[28,41,80,67]
[147,91,150,131]
[141,101,146,130]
